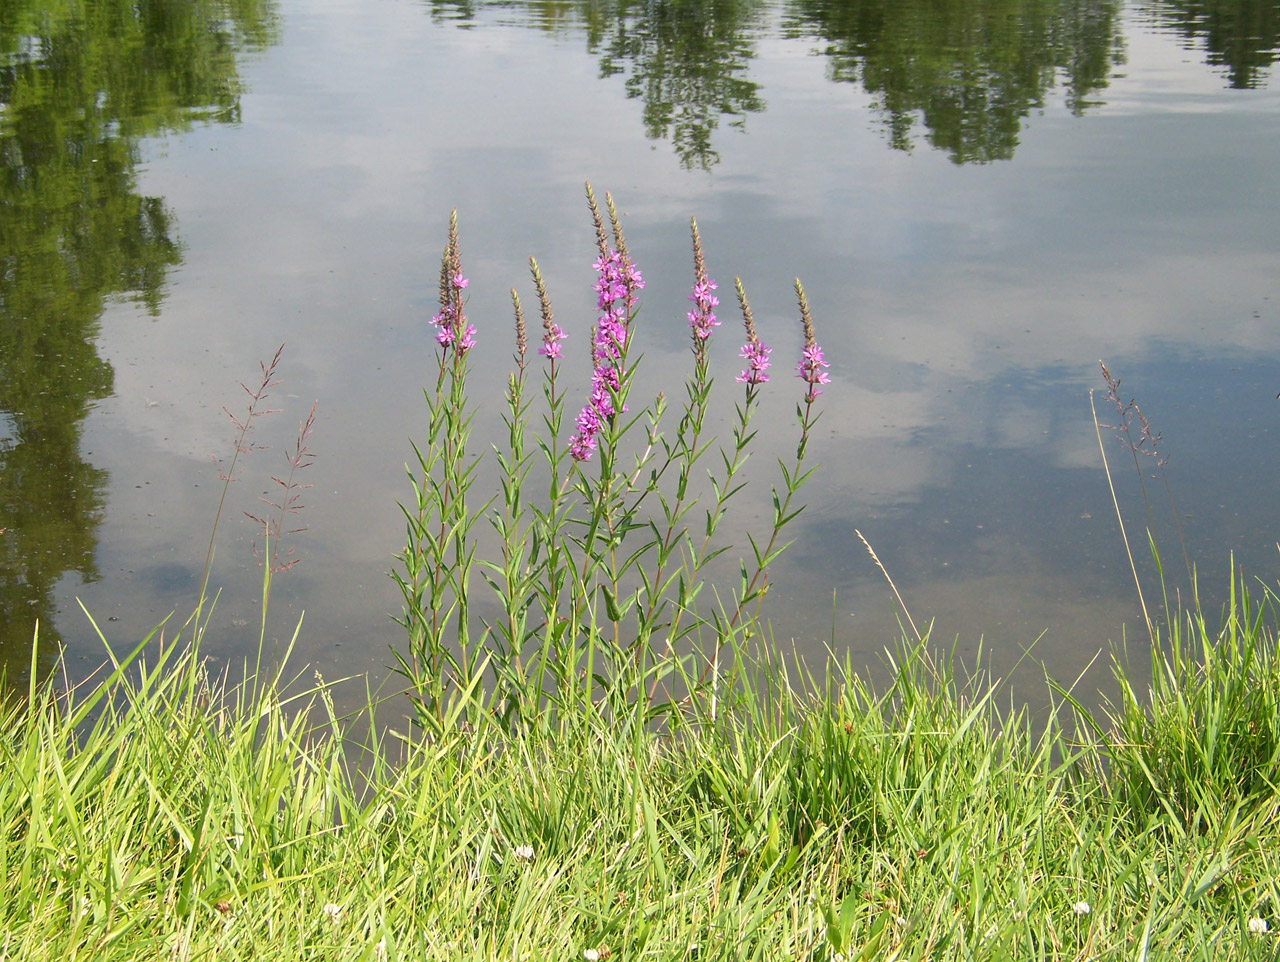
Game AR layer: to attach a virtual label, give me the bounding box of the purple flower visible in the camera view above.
[792,278,826,401]
[688,278,720,341]
[431,270,474,356]
[571,249,640,461]
[432,303,457,342]
[539,322,566,359]
[796,342,830,401]
[736,340,771,385]
[569,433,597,461]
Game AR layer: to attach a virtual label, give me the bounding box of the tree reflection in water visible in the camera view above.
[784,0,1124,164]
[1143,0,1280,89]
[0,0,279,680]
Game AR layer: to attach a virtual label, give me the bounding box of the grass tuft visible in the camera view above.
[4,614,1279,959]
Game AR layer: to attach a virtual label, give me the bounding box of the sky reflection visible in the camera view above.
[0,0,1272,706]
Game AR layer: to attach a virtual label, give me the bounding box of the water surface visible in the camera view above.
[3,0,1279,703]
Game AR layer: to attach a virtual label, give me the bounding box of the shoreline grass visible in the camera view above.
[3,593,1278,960]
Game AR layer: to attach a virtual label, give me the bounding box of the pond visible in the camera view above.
[3,0,1279,705]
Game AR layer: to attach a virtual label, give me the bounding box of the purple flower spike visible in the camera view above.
[688,278,720,341]
[791,277,826,401]
[570,247,639,461]
[569,433,597,461]
[796,342,831,401]
[539,322,566,359]
[431,303,474,356]
[430,213,474,357]
[736,340,772,385]
[431,271,474,356]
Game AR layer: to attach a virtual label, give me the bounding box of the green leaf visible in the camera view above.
[602,585,623,622]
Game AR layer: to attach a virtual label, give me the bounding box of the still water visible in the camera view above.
[3,0,1279,703]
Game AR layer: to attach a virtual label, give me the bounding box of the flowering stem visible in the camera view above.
[635,220,721,682]
[483,291,538,720]
[696,279,824,689]
[527,257,579,713]
[393,211,488,728]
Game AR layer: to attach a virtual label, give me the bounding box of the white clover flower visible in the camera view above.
[1248,917,1268,936]
[583,950,600,961]
[1072,901,1091,917]
[322,903,343,923]
[513,844,535,861]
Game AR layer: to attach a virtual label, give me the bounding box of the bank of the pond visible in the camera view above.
[3,595,1278,961]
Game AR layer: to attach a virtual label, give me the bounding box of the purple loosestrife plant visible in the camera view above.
[522,253,582,712]
[795,281,830,402]
[482,286,544,720]
[797,343,830,401]
[688,279,719,340]
[631,219,724,684]
[395,188,828,729]
[432,271,475,354]
[791,277,826,463]
[512,288,528,369]
[393,209,489,729]
[687,228,720,356]
[563,186,659,683]
[695,278,827,688]
[734,274,770,389]
[530,256,565,387]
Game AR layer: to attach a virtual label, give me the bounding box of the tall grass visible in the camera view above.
[1083,363,1280,837]
[1079,573,1280,834]
[3,619,1277,959]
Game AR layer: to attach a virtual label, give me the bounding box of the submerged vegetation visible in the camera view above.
[1,192,1278,959]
